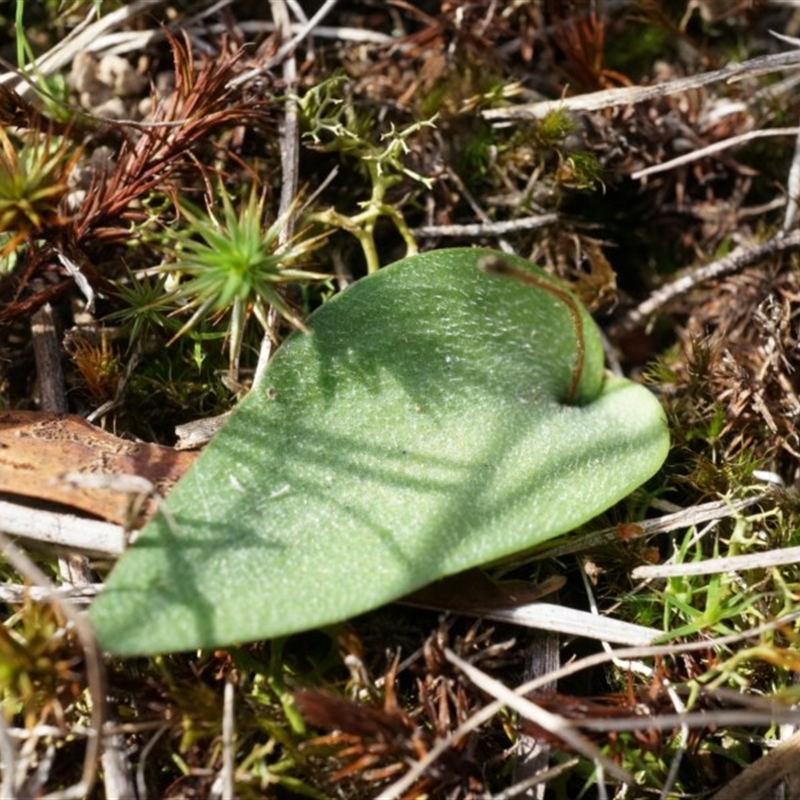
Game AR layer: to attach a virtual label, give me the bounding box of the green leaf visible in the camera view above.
[91,248,669,655]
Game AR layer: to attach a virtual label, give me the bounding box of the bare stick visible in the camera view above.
[528,494,767,561]
[0,583,100,604]
[632,543,800,579]
[483,48,800,121]
[493,758,579,800]
[0,713,17,799]
[30,305,96,587]
[578,562,688,800]
[135,725,169,800]
[31,304,66,414]
[513,631,559,799]
[270,0,301,239]
[445,165,515,254]
[254,1,305,387]
[220,679,235,798]
[0,499,126,557]
[631,127,800,180]
[3,0,163,95]
[411,214,558,238]
[614,230,800,333]
[784,124,800,230]
[100,728,136,800]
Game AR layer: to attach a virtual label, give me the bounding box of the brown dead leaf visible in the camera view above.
[0,411,196,526]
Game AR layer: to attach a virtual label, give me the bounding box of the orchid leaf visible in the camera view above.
[91,248,668,655]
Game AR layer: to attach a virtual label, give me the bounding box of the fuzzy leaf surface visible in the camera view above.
[91,248,669,654]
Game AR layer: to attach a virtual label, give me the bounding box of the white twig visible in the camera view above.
[616,230,800,332]
[444,166,515,254]
[491,758,579,800]
[632,127,800,180]
[0,713,17,800]
[254,0,304,386]
[100,729,136,800]
[576,707,800,734]
[266,0,339,68]
[472,603,659,645]
[136,725,169,800]
[195,21,394,45]
[271,0,301,237]
[0,500,126,556]
[527,494,769,561]
[784,128,800,230]
[632,544,800,579]
[0,584,100,604]
[411,214,559,238]
[483,47,800,121]
[220,680,235,799]
[10,13,390,64]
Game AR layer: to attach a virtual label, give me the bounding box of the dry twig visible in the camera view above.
[614,230,800,333]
